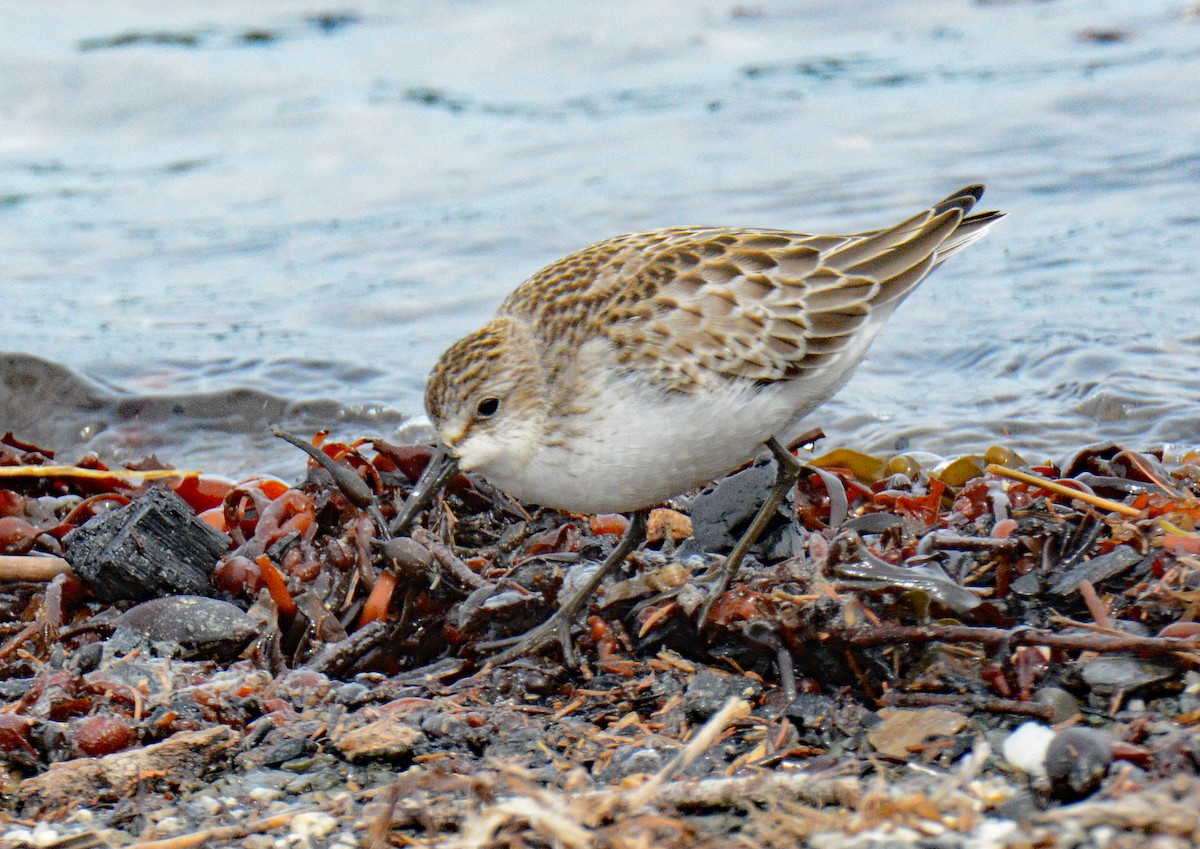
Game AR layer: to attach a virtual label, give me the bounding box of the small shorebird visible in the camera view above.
[396,185,1003,664]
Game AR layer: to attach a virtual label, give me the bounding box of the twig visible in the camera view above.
[411,527,489,590]
[924,533,1021,554]
[883,691,1054,720]
[836,623,1200,657]
[1077,580,1115,630]
[985,464,1141,517]
[0,555,72,582]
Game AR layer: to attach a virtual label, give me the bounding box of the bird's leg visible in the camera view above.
[479,509,649,668]
[695,436,803,626]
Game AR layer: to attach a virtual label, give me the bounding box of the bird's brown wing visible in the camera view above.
[502,185,1002,393]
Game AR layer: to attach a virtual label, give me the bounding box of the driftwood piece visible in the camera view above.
[0,554,71,582]
[63,487,230,601]
[16,725,239,813]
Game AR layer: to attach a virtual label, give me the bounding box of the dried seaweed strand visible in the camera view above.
[627,697,750,809]
[985,464,1141,517]
[0,465,196,481]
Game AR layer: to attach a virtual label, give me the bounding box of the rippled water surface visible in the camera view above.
[2,0,1198,476]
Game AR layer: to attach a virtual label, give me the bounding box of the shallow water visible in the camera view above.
[1,0,1198,477]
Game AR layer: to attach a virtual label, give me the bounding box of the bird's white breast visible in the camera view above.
[480,336,873,514]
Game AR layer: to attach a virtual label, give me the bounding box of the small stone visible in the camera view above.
[1033,687,1081,724]
[682,669,763,721]
[334,712,425,762]
[334,682,371,705]
[1081,656,1175,695]
[1045,727,1113,801]
[1002,721,1055,779]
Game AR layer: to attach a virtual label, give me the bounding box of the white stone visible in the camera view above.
[1001,721,1055,778]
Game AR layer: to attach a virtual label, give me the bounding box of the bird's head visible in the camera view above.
[424,315,547,476]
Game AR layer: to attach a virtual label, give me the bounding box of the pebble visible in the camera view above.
[682,669,763,721]
[1045,727,1113,801]
[1081,656,1175,695]
[1032,687,1081,724]
[1001,722,1055,779]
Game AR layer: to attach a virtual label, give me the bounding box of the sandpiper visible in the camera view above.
[397,185,1003,664]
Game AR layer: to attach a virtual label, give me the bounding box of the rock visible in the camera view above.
[1081,656,1175,696]
[867,708,967,759]
[683,668,764,722]
[111,595,257,660]
[1002,721,1056,779]
[1033,687,1082,724]
[63,487,230,602]
[1045,727,1113,800]
[333,711,426,762]
[686,459,776,552]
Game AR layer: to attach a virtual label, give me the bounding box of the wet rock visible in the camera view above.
[110,595,257,660]
[1081,656,1175,696]
[1009,572,1041,596]
[686,459,776,552]
[240,736,318,770]
[1046,727,1113,801]
[1033,687,1082,724]
[683,669,764,722]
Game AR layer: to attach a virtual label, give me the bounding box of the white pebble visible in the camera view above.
[290,811,337,840]
[249,786,283,803]
[1002,721,1055,778]
[964,819,1019,849]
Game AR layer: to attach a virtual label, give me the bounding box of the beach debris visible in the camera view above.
[4,432,1200,845]
[63,487,230,601]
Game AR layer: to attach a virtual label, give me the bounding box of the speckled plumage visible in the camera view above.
[425,186,1002,514]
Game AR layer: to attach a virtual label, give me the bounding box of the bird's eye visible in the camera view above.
[476,397,500,419]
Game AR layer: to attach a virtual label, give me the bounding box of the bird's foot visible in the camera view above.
[692,554,741,627]
[475,510,649,668]
[475,594,589,667]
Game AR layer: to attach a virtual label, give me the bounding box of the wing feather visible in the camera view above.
[502,186,1002,392]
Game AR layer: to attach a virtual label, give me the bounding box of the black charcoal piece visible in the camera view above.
[63,487,230,602]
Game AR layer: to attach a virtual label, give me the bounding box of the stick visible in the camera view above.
[0,555,72,582]
[838,623,1200,656]
[985,464,1141,517]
